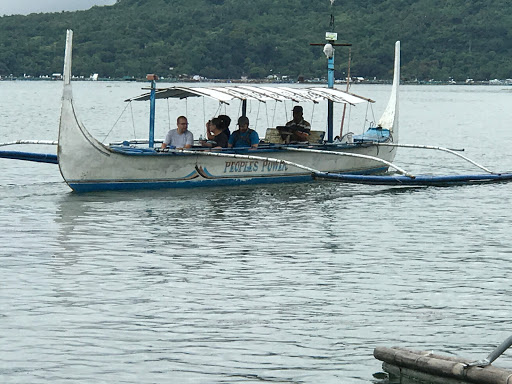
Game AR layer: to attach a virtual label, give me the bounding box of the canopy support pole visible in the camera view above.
[242,99,247,117]
[327,54,335,143]
[147,75,158,148]
[340,47,351,138]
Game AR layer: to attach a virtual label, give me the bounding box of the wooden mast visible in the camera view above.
[339,47,351,138]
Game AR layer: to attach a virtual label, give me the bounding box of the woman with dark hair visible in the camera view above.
[201,117,229,148]
[217,114,231,136]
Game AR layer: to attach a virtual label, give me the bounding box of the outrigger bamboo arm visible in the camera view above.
[179,147,415,178]
[0,140,58,147]
[374,142,494,174]
[285,147,415,178]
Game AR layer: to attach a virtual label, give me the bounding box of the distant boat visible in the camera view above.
[57,30,401,192]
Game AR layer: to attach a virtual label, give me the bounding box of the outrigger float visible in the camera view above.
[2,29,512,192]
[374,336,512,384]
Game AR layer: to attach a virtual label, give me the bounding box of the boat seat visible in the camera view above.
[264,128,325,144]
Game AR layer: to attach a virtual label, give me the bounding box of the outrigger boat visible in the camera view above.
[56,30,401,192]
[3,29,512,191]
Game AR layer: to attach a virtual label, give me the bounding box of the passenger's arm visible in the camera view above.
[294,131,309,141]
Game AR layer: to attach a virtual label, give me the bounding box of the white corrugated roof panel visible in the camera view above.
[127,85,373,104]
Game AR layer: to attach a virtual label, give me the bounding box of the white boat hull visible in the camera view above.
[58,30,399,192]
[59,97,396,191]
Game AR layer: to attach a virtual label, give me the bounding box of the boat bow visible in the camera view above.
[58,30,112,187]
[378,41,400,141]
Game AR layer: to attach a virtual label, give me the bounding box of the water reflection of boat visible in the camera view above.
[58,30,400,192]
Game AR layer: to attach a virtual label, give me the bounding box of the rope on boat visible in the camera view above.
[101,101,131,144]
[374,142,494,174]
[284,146,414,177]
[0,140,57,147]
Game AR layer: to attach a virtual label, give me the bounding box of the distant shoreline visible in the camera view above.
[2,77,511,86]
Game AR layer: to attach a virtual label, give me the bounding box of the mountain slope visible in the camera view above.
[0,0,511,81]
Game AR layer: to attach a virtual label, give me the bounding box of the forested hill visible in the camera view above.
[0,0,511,81]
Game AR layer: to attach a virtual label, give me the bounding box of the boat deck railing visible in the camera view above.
[107,140,376,155]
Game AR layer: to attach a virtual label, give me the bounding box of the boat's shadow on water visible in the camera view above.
[54,181,427,227]
[60,180,425,201]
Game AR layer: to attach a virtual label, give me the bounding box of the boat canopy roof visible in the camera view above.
[126,85,374,105]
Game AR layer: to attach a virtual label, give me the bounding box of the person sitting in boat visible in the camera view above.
[200,117,229,149]
[218,114,231,136]
[161,116,194,149]
[228,116,259,149]
[281,105,311,142]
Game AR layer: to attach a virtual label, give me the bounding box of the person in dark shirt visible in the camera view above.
[284,105,311,142]
[217,114,231,137]
[201,117,229,148]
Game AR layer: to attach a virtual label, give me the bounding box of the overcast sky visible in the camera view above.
[0,0,116,16]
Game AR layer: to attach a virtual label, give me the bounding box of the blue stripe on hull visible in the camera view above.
[68,175,313,192]
[67,167,390,192]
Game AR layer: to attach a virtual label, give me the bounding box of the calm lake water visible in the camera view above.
[1,81,512,383]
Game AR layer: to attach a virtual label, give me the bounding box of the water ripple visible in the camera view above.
[2,84,512,383]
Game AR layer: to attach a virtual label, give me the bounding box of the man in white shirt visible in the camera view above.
[161,116,194,149]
